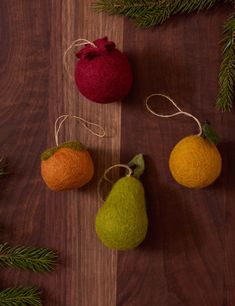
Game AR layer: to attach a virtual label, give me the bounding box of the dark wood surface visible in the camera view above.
[0,1,235,305]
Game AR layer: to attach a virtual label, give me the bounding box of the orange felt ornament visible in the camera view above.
[41,115,105,191]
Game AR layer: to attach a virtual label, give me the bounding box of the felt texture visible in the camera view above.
[41,141,86,160]
[41,143,94,191]
[95,176,148,250]
[169,135,222,188]
[75,37,133,104]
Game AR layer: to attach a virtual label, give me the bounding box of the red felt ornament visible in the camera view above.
[73,37,133,104]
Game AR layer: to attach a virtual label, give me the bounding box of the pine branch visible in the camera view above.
[0,157,8,177]
[93,0,234,27]
[93,0,162,17]
[136,0,222,27]
[0,243,57,273]
[0,287,41,306]
[217,12,235,111]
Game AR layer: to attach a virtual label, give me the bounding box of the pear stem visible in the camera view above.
[128,154,145,179]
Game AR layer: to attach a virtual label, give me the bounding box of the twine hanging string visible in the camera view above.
[97,164,133,203]
[54,114,105,147]
[145,93,203,136]
[63,38,97,80]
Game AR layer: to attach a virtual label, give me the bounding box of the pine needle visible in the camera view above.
[136,0,222,27]
[217,12,235,111]
[92,0,231,27]
[0,243,57,273]
[0,287,41,306]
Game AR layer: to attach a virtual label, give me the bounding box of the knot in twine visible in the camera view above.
[55,114,105,147]
[145,93,203,137]
[63,38,97,80]
[97,164,132,203]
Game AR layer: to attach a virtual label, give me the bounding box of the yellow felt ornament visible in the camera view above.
[146,94,222,189]
[41,115,105,191]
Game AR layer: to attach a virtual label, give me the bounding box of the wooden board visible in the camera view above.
[0,1,234,305]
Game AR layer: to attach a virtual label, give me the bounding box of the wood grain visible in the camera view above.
[0,0,122,305]
[0,1,235,306]
[118,4,235,306]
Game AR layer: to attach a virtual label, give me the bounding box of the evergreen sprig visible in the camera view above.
[217,12,235,111]
[93,0,235,110]
[0,287,41,306]
[93,0,225,27]
[0,243,57,273]
[0,160,57,303]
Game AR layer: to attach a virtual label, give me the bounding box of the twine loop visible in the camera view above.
[63,38,97,80]
[145,93,202,136]
[97,164,132,203]
[55,114,105,146]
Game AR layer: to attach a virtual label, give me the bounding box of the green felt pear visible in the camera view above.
[96,154,148,250]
